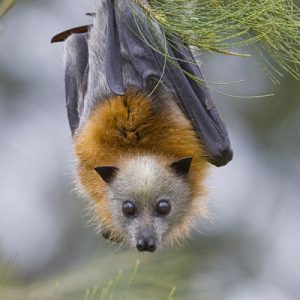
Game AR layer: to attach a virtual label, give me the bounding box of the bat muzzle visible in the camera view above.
[136,229,156,252]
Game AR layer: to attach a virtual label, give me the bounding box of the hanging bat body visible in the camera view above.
[52,0,232,252]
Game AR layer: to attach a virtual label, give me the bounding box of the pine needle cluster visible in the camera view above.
[134,0,300,82]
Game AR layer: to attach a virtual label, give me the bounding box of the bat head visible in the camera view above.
[95,155,193,252]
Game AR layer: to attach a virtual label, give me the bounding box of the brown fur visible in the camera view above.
[74,89,210,244]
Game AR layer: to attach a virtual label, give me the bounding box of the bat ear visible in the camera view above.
[94,166,119,184]
[170,157,193,176]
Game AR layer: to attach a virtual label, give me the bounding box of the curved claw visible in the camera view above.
[51,25,92,43]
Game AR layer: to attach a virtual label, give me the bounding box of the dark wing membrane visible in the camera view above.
[51,25,91,43]
[163,40,233,166]
[53,2,233,165]
[63,33,89,135]
[112,2,232,166]
[106,0,125,95]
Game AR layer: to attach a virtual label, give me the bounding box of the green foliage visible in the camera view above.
[83,260,174,300]
[0,252,185,300]
[134,0,300,82]
[79,254,181,300]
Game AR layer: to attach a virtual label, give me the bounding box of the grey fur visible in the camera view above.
[106,156,191,248]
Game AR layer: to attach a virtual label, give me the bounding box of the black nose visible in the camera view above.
[136,237,156,252]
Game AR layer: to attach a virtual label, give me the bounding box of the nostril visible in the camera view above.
[136,239,146,252]
[147,239,156,252]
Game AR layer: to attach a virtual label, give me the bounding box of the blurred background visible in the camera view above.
[0,1,299,299]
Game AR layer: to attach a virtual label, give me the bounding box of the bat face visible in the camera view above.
[95,156,193,251]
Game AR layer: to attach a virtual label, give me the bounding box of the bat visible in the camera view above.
[52,0,232,252]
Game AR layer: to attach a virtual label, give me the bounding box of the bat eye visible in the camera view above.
[122,201,136,217]
[156,200,171,216]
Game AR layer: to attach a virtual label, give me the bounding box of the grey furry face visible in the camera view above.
[98,156,192,251]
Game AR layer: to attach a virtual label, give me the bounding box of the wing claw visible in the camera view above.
[51,25,92,43]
